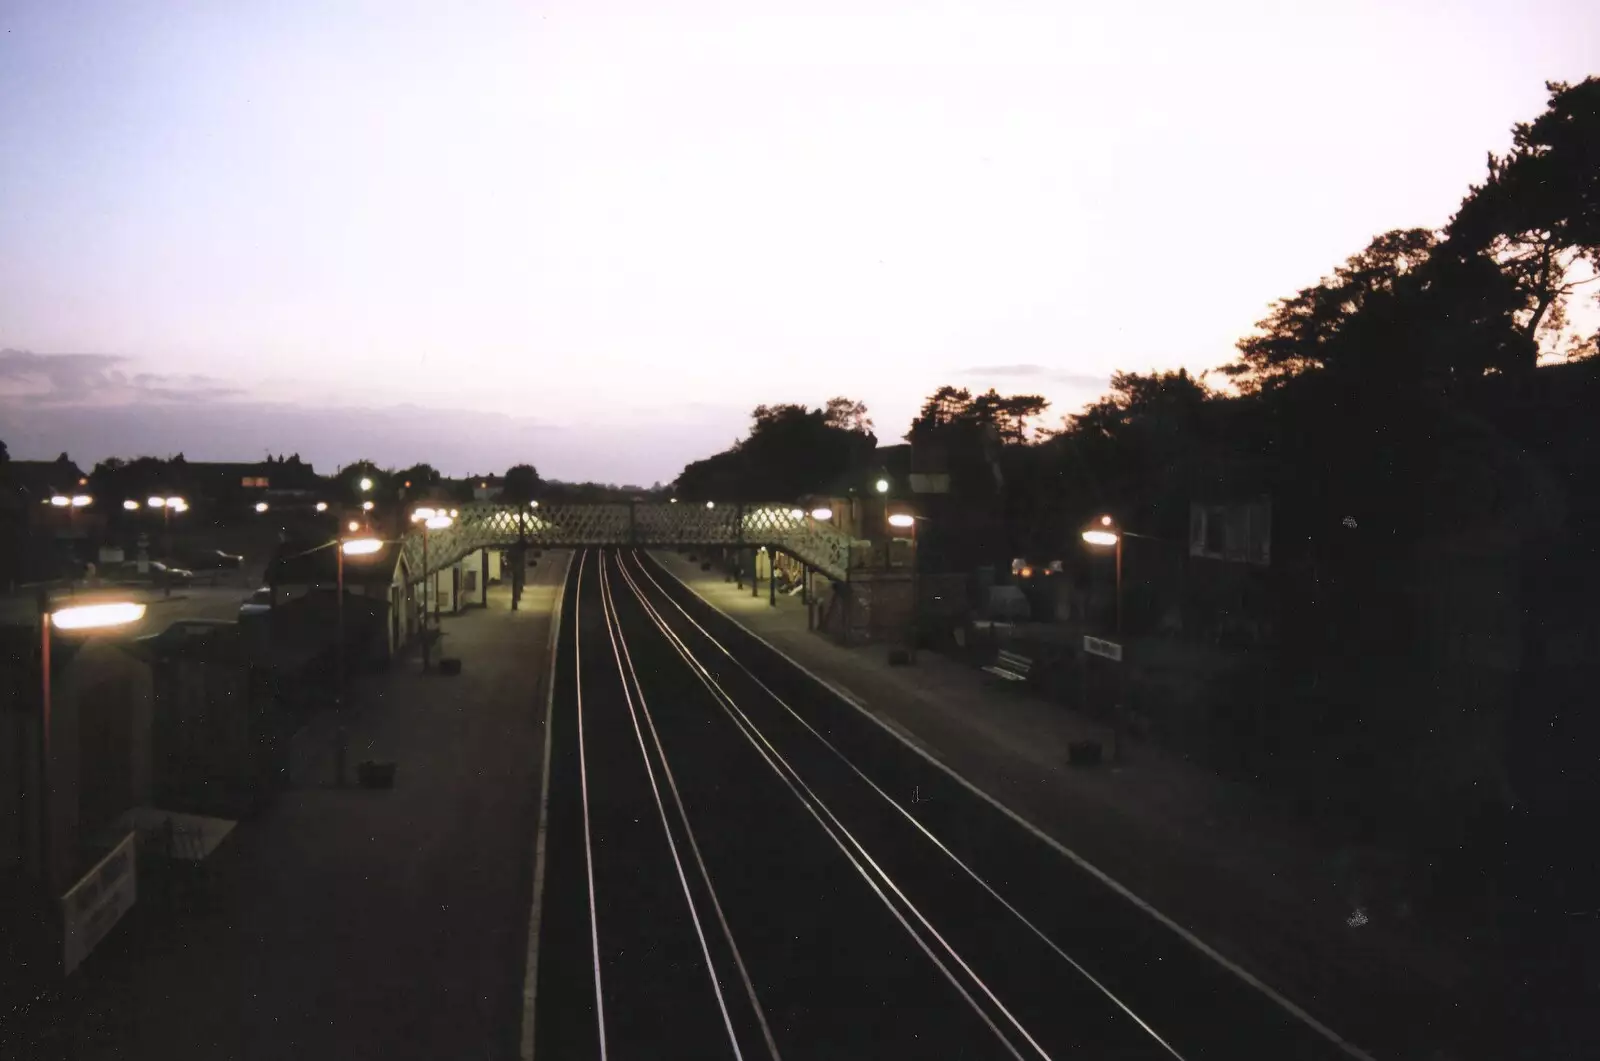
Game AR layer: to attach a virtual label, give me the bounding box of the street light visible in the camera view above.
[144,495,185,532]
[1080,515,1130,761]
[705,501,715,509]
[362,500,374,511]
[886,508,921,661]
[336,536,384,711]
[123,500,140,511]
[50,601,146,630]
[37,598,146,889]
[414,512,453,668]
[875,478,889,494]
[359,477,373,492]
[1081,515,1122,635]
[255,502,269,513]
[316,501,328,512]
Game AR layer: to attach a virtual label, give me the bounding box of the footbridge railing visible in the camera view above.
[400,502,854,581]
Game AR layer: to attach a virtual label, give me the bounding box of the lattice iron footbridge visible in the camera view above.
[400,502,856,581]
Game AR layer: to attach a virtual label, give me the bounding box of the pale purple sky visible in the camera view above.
[3,1,1596,483]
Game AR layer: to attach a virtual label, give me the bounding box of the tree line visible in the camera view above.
[662,80,1600,889]
[0,449,667,510]
[673,78,1598,559]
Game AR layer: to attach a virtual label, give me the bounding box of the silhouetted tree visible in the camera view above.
[1446,77,1600,361]
[675,401,876,501]
[1221,228,1446,391]
[89,455,188,500]
[822,396,873,434]
[334,460,386,500]
[909,385,974,433]
[501,463,541,503]
[396,463,442,491]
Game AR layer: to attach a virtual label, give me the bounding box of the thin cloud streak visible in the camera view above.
[0,350,751,483]
[957,363,1109,389]
[0,348,242,406]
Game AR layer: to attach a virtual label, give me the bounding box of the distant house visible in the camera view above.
[470,476,504,502]
[186,458,326,510]
[5,457,90,505]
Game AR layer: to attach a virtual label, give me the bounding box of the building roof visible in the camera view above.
[4,459,89,499]
[266,539,404,588]
[185,459,324,493]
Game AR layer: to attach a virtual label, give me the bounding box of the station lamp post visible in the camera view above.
[410,508,453,669]
[1081,515,1122,636]
[146,496,186,527]
[337,536,384,708]
[1081,514,1135,762]
[888,507,920,661]
[36,597,146,889]
[50,494,92,534]
[144,497,186,561]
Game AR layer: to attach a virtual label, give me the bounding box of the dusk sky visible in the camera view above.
[3,1,1597,484]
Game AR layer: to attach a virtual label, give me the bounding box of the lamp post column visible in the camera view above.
[38,605,53,892]
[421,524,431,670]
[337,544,346,708]
[1116,533,1124,638]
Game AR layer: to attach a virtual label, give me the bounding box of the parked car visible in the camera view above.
[239,587,273,617]
[112,560,195,586]
[181,549,245,572]
[135,618,236,653]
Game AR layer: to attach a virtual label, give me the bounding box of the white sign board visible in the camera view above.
[62,831,137,976]
[1083,635,1123,662]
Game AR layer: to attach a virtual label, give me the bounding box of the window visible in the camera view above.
[1190,500,1271,565]
[242,476,270,488]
